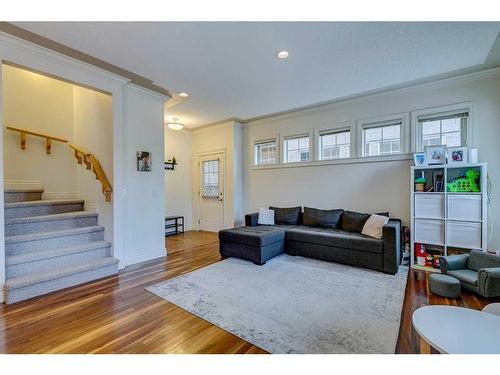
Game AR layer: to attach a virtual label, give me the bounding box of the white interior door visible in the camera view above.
[198,153,224,232]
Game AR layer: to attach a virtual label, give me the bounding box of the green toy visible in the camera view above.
[447,169,480,192]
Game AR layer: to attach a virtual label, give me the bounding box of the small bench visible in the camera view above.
[429,273,461,298]
[218,226,290,265]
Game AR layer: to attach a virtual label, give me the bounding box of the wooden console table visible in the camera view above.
[165,216,184,236]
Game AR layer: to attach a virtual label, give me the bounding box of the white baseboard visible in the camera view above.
[42,191,78,200]
[84,203,98,212]
[0,287,5,304]
[4,179,43,190]
[124,248,166,267]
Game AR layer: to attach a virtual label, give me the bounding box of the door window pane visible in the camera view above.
[202,160,219,197]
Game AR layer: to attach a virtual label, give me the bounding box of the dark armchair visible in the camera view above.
[440,250,500,298]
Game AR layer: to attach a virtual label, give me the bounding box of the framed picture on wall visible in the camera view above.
[137,151,152,172]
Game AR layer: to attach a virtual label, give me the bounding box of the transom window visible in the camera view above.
[417,111,468,151]
[254,140,277,165]
[284,135,310,163]
[362,121,401,157]
[319,129,351,160]
[202,159,219,198]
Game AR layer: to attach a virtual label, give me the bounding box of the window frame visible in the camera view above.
[411,103,474,152]
[254,138,278,166]
[358,113,408,157]
[282,133,312,163]
[317,127,352,161]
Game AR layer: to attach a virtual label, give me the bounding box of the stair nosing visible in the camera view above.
[4,188,44,193]
[4,199,84,209]
[5,211,98,225]
[6,240,111,266]
[5,257,119,290]
[5,225,105,244]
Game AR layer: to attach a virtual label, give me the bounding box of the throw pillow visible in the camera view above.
[303,207,343,228]
[340,210,371,233]
[257,208,275,225]
[362,214,390,239]
[269,206,302,225]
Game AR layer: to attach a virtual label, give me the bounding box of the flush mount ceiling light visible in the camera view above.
[178,92,189,98]
[166,117,184,131]
[276,50,290,59]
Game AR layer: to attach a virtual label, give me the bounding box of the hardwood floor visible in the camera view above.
[0,230,497,354]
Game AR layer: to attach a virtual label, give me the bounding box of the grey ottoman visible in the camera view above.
[219,225,289,265]
[429,273,461,298]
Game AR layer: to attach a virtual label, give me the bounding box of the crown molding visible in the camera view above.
[0,22,171,98]
[196,65,500,130]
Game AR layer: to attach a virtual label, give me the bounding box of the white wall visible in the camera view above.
[73,85,114,244]
[164,127,193,230]
[191,120,242,229]
[243,69,500,249]
[2,64,76,195]
[122,84,166,265]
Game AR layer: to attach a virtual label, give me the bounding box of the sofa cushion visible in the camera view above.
[467,250,500,272]
[285,226,383,254]
[361,214,390,239]
[341,211,371,233]
[303,207,343,229]
[257,208,275,225]
[219,225,291,247]
[270,206,302,225]
[447,269,479,286]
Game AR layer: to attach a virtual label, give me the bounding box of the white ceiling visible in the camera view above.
[14,22,500,129]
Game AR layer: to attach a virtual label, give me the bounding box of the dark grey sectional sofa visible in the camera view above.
[219,208,401,274]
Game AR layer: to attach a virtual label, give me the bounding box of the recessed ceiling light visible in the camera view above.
[178,92,189,98]
[276,50,290,59]
[166,117,184,131]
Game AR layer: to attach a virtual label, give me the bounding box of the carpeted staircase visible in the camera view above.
[3,188,119,304]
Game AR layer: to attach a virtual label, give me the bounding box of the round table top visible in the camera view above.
[412,305,500,354]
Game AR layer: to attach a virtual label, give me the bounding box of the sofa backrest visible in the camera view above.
[468,250,500,271]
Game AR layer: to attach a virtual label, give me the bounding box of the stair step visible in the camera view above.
[5,257,119,304]
[6,241,111,278]
[5,211,98,236]
[5,226,105,255]
[4,199,85,219]
[4,188,44,203]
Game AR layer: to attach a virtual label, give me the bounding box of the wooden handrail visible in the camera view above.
[69,144,112,202]
[6,126,68,154]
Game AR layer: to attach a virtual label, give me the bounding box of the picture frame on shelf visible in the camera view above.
[413,152,427,167]
[432,169,445,192]
[425,145,446,165]
[447,146,468,164]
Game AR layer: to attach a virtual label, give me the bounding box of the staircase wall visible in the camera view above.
[2,64,77,196]
[73,85,114,246]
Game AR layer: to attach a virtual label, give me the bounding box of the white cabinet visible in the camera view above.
[415,219,445,245]
[447,221,482,249]
[410,163,488,271]
[448,194,482,222]
[415,194,444,219]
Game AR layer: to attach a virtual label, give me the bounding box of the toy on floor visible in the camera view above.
[447,169,480,192]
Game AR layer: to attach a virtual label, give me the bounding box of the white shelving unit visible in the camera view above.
[410,163,488,272]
